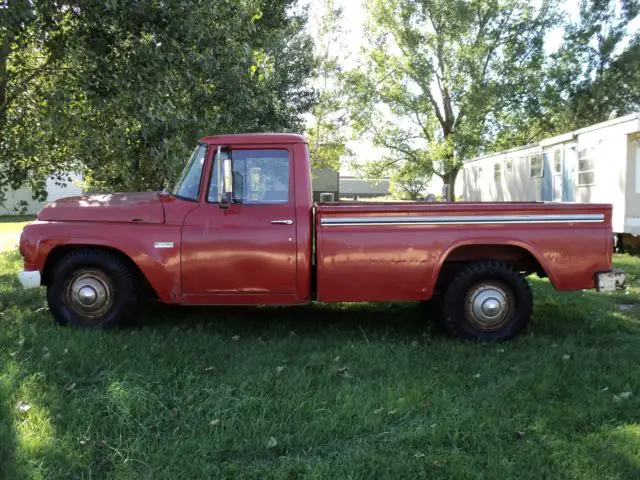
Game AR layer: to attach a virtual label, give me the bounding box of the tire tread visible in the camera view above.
[442,260,533,341]
[47,248,138,328]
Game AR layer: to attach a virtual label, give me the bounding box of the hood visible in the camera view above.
[37,192,165,224]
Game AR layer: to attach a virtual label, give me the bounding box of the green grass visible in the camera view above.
[1,250,639,479]
[0,215,35,229]
[0,217,34,252]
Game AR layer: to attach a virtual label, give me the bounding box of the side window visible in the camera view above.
[554,150,562,173]
[504,157,513,172]
[529,154,543,178]
[578,147,596,186]
[208,149,290,204]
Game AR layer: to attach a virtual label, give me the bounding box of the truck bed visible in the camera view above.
[314,201,613,302]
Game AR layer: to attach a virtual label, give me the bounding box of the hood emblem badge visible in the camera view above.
[154,242,174,249]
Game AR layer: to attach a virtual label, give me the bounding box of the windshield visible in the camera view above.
[172,144,207,201]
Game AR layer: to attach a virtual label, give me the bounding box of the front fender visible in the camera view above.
[23,221,182,304]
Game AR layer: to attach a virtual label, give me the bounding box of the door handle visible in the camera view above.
[271,219,293,225]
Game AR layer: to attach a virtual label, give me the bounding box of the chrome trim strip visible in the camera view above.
[320,213,605,226]
[154,241,175,248]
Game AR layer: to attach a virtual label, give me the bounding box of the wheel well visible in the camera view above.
[435,244,548,293]
[42,245,157,300]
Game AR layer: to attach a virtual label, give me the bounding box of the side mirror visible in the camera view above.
[218,151,233,209]
[222,158,233,197]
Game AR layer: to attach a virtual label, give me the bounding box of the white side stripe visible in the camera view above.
[320,214,604,226]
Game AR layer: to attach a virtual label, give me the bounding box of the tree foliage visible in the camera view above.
[306,0,351,171]
[345,0,558,199]
[1,1,81,204]
[544,0,640,131]
[4,0,640,208]
[0,0,315,205]
[390,164,431,200]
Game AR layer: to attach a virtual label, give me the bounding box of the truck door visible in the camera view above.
[181,145,298,304]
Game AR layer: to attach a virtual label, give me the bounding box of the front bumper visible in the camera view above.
[595,270,626,292]
[18,271,41,289]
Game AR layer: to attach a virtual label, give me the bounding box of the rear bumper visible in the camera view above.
[18,271,41,289]
[595,270,626,292]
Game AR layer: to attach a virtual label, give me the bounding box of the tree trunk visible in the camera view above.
[442,168,459,202]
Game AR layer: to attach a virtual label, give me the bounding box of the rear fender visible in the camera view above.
[432,239,553,289]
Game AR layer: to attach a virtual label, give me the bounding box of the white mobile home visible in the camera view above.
[0,173,84,215]
[462,112,640,240]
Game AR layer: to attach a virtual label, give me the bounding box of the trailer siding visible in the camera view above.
[462,113,640,236]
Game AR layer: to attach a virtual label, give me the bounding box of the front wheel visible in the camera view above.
[443,261,533,341]
[47,249,138,328]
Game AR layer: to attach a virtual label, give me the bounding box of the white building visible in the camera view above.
[0,173,84,215]
[462,112,640,239]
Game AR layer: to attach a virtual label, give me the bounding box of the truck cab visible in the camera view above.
[171,134,314,305]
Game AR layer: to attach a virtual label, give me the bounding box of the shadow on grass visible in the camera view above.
[2,250,640,477]
[0,273,48,312]
[3,293,640,478]
[130,299,446,342]
[3,317,640,477]
[0,383,18,480]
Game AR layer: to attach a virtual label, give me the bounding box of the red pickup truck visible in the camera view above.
[18,133,625,340]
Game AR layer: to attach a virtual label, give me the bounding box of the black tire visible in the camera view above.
[47,249,138,328]
[442,261,532,341]
[615,234,625,253]
[420,295,446,329]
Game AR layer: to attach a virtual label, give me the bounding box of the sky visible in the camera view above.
[302,0,640,192]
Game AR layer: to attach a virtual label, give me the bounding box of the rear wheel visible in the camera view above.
[442,261,532,341]
[47,249,138,328]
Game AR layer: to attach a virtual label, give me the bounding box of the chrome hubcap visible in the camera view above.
[77,286,98,306]
[65,270,114,321]
[465,282,514,330]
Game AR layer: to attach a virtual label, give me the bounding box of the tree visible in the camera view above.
[1,2,83,206]
[390,164,431,200]
[73,0,315,193]
[346,0,557,200]
[0,0,315,203]
[544,0,640,131]
[306,0,351,171]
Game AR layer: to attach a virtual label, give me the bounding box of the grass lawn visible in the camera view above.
[1,249,639,479]
[0,217,35,252]
[0,216,35,232]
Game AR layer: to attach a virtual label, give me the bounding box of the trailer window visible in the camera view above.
[554,150,562,173]
[494,163,502,182]
[578,148,595,186]
[472,166,482,182]
[529,155,543,178]
[504,158,513,172]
